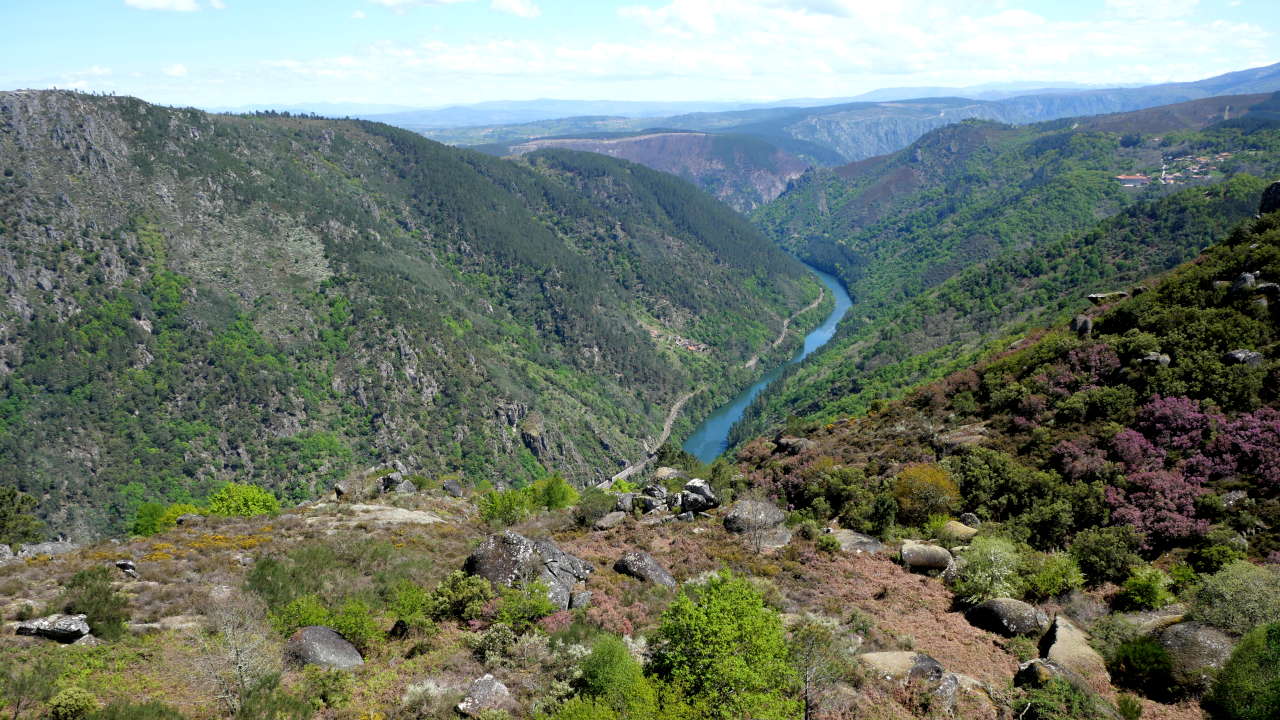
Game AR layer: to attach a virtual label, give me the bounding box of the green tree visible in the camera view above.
[788,617,856,720]
[0,486,43,548]
[0,656,59,720]
[577,636,657,718]
[206,483,279,517]
[649,572,799,720]
[59,567,129,640]
[1206,622,1280,720]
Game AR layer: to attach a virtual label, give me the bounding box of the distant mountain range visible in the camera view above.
[407,62,1280,167]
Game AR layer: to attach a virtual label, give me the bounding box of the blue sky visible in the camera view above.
[2,0,1277,108]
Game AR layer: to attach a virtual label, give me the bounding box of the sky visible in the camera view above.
[2,0,1278,109]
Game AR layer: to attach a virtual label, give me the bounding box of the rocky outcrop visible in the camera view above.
[285,626,364,669]
[965,598,1048,637]
[613,551,676,587]
[677,478,718,513]
[457,674,513,717]
[723,500,791,549]
[593,511,627,530]
[828,529,885,554]
[1015,659,1121,719]
[1261,181,1280,215]
[17,541,79,558]
[1223,349,1264,367]
[653,466,688,482]
[1087,291,1129,306]
[464,531,594,609]
[900,540,953,572]
[1042,616,1109,691]
[858,651,944,685]
[937,520,979,542]
[1158,621,1235,693]
[15,613,91,643]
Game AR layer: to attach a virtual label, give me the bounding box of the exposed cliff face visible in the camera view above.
[504,132,808,212]
[0,90,818,537]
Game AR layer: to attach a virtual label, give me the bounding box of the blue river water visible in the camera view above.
[682,263,853,462]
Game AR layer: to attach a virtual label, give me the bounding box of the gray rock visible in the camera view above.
[637,495,666,513]
[593,511,627,531]
[1262,181,1280,215]
[442,478,465,497]
[641,482,669,500]
[652,467,688,482]
[1159,621,1235,693]
[1043,616,1109,688]
[1138,352,1171,367]
[723,500,786,534]
[1256,282,1280,298]
[16,541,79,558]
[569,590,593,610]
[464,531,594,610]
[0,544,12,564]
[614,551,676,587]
[175,513,203,527]
[72,634,99,647]
[457,674,512,717]
[1230,272,1258,294]
[115,560,139,579]
[859,651,945,687]
[965,598,1049,637]
[674,511,696,522]
[1221,490,1249,510]
[679,478,718,512]
[900,540,953,571]
[16,614,91,643]
[1070,315,1093,337]
[938,520,978,542]
[1223,349,1264,367]
[285,626,364,669]
[958,512,981,528]
[615,493,636,513]
[776,435,817,454]
[829,529,885,554]
[392,479,417,494]
[379,471,404,493]
[1087,291,1129,306]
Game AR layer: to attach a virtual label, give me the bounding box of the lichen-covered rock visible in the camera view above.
[653,467,688,482]
[679,478,718,512]
[16,541,79,558]
[614,551,676,587]
[464,531,594,609]
[965,598,1048,637]
[457,674,512,717]
[829,529,885,554]
[1043,616,1109,691]
[1223,349,1264,367]
[900,540,953,571]
[1158,621,1235,693]
[776,436,817,454]
[285,626,364,669]
[593,511,627,530]
[15,613,90,643]
[0,544,12,564]
[1087,291,1128,306]
[858,651,944,686]
[723,500,786,534]
[938,520,979,542]
[442,478,465,497]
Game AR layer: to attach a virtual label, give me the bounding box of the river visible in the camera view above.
[682,263,853,462]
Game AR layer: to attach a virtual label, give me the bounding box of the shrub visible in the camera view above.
[1188,561,1280,636]
[471,622,517,664]
[892,463,959,526]
[1021,552,1084,601]
[1015,679,1103,720]
[578,635,657,718]
[268,594,329,636]
[206,483,279,517]
[496,581,557,633]
[1069,526,1140,586]
[300,666,352,710]
[0,486,43,548]
[530,475,579,511]
[60,567,128,640]
[1106,468,1208,548]
[1117,694,1143,720]
[546,697,619,720]
[1205,622,1280,720]
[1109,637,1174,698]
[427,570,495,621]
[387,580,435,636]
[649,571,799,720]
[131,502,201,536]
[478,489,534,526]
[572,487,616,527]
[815,534,841,554]
[1117,566,1174,611]
[952,537,1025,605]
[329,599,381,653]
[47,687,100,720]
[87,700,188,719]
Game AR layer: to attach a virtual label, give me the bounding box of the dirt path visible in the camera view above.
[743,287,825,370]
[607,387,703,484]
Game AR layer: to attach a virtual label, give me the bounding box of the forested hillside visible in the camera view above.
[0,90,819,538]
[733,95,1280,441]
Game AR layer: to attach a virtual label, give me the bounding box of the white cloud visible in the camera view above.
[124,0,201,10]
[1104,0,1199,20]
[210,0,226,8]
[352,10,367,19]
[164,63,189,77]
[491,0,540,18]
